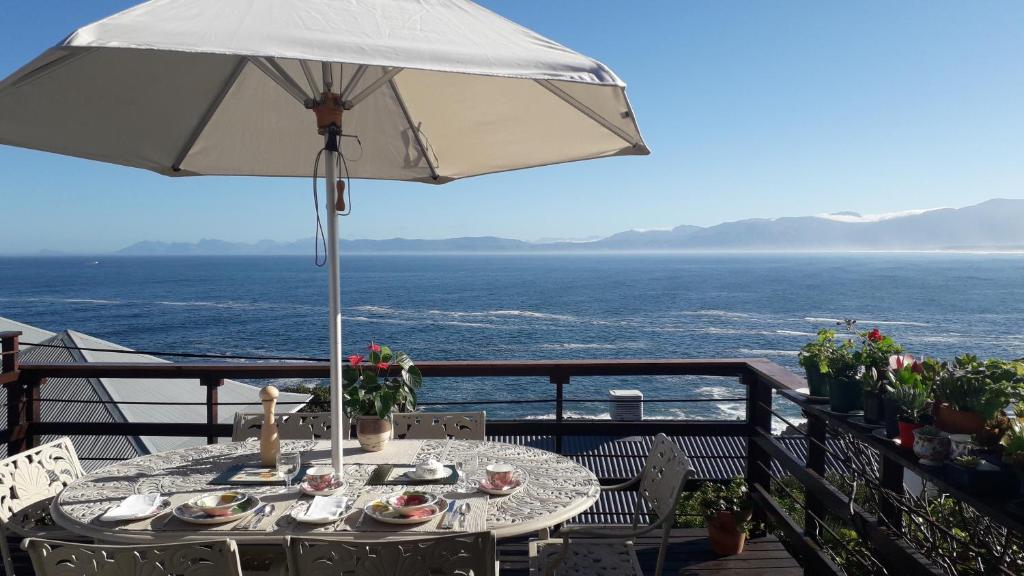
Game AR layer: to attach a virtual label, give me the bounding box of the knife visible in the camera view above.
[237,503,267,530]
[255,504,276,530]
[440,499,458,529]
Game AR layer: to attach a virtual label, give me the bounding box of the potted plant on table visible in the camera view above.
[799,329,839,398]
[693,477,752,556]
[932,355,1024,436]
[342,341,422,452]
[855,329,903,424]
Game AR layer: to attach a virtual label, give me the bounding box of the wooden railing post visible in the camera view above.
[200,377,224,444]
[805,411,828,543]
[551,373,568,454]
[0,331,20,376]
[878,454,904,532]
[744,371,772,531]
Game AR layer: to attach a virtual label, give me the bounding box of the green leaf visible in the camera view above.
[380,345,393,364]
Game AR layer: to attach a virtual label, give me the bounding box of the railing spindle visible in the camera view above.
[804,411,828,542]
[551,373,568,454]
[200,377,224,444]
[744,371,772,531]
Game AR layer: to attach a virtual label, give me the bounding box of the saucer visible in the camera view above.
[404,469,448,481]
[477,478,523,496]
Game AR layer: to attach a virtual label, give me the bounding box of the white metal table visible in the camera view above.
[52,439,600,543]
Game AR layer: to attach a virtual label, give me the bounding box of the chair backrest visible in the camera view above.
[392,411,486,440]
[0,437,84,530]
[637,433,692,527]
[287,532,495,576]
[231,412,348,442]
[22,538,243,576]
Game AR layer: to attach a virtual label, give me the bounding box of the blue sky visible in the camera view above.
[2,1,1023,253]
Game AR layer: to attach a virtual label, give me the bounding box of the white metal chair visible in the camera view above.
[22,537,244,576]
[529,433,693,576]
[0,437,86,576]
[286,532,497,576]
[392,411,486,440]
[231,412,348,441]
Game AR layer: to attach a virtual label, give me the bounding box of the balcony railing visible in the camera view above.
[1,330,1021,575]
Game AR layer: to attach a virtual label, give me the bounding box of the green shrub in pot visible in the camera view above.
[933,355,1024,435]
[855,329,903,423]
[799,329,843,397]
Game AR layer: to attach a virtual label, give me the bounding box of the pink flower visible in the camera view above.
[867,329,883,343]
[376,362,389,372]
[368,343,382,353]
[347,354,364,366]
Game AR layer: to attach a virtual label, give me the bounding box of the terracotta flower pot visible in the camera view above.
[356,415,392,452]
[707,510,747,556]
[898,421,922,448]
[933,403,985,435]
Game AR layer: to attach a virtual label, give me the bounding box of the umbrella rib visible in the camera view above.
[5,48,97,91]
[389,79,439,181]
[340,65,368,102]
[248,57,312,106]
[534,79,639,148]
[345,67,402,109]
[299,61,320,98]
[171,57,248,173]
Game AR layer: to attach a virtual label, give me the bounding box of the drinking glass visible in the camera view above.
[456,454,479,493]
[277,452,302,490]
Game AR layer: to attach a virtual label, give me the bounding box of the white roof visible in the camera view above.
[0,316,311,455]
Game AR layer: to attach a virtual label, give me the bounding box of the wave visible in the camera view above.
[349,305,396,314]
[694,327,812,337]
[738,349,799,357]
[680,309,756,319]
[539,342,645,350]
[695,386,744,399]
[775,330,815,336]
[487,310,576,321]
[804,316,929,327]
[60,298,121,305]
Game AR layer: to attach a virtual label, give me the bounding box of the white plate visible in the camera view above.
[477,479,523,496]
[173,495,261,525]
[300,479,347,497]
[289,500,350,525]
[103,497,172,521]
[363,497,447,525]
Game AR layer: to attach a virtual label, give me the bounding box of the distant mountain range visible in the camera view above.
[115,199,1024,255]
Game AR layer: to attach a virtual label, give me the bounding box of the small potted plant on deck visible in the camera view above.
[694,477,752,556]
[342,341,422,452]
[932,355,1024,436]
[798,329,839,398]
[944,455,981,491]
[1001,418,1024,496]
[825,338,861,414]
[855,329,903,423]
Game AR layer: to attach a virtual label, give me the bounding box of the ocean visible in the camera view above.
[2,253,1024,428]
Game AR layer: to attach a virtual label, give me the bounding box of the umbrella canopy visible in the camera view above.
[0,0,648,474]
[0,0,647,182]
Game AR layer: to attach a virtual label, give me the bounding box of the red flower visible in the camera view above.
[867,329,883,343]
[376,362,389,371]
[347,354,364,366]
[368,343,382,353]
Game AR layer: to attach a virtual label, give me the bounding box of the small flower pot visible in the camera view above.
[356,415,392,452]
[898,421,921,448]
[707,510,748,556]
[947,434,974,460]
[862,390,884,424]
[933,403,985,436]
[828,376,862,413]
[882,397,900,438]
[913,430,950,466]
[804,366,830,397]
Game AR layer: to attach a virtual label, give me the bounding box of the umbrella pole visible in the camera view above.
[325,133,344,477]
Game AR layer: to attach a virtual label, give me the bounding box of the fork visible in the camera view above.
[457,502,470,530]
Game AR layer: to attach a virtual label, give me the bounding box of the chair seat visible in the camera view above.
[529,538,643,576]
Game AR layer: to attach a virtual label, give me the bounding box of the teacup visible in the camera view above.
[415,459,446,479]
[485,463,515,488]
[304,466,337,491]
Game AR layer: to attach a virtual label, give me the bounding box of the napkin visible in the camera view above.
[300,496,349,522]
[101,493,163,521]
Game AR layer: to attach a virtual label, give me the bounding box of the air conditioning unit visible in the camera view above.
[609,389,643,421]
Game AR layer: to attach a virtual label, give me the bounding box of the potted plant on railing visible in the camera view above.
[912,425,950,466]
[932,355,1024,435]
[888,372,931,448]
[799,329,839,398]
[342,341,422,452]
[855,329,903,423]
[693,477,752,556]
[1001,418,1024,496]
[825,338,861,414]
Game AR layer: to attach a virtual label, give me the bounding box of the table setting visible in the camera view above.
[54,438,600,542]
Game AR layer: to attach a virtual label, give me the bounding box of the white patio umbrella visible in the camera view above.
[0,0,648,473]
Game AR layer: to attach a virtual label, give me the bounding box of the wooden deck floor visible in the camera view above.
[497,528,801,575]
